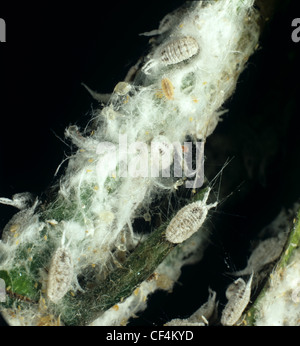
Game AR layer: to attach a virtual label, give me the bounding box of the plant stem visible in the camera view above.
[244,207,300,326]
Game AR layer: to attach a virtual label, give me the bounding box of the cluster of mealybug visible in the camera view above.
[46,247,74,304]
[221,273,253,326]
[165,188,217,244]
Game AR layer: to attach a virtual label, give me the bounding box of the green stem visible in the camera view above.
[60,221,174,325]
[57,187,210,325]
[244,207,300,326]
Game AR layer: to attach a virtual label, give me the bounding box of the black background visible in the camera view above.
[0,0,299,327]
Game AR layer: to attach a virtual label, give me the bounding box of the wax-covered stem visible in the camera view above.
[57,188,209,325]
[244,207,300,326]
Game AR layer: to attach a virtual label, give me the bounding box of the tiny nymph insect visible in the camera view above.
[165,188,217,244]
[161,77,174,100]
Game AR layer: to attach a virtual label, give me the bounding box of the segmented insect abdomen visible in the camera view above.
[221,274,253,326]
[160,37,199,65]
[165,202,205,244]
[47,247,73,303]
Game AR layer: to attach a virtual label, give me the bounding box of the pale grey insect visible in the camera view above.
[165,288,217,326]
[291,284,300,304]
[231,236,286,276]
[189,288,218,324]
[47,246,74,304]
[0,278,6,303]
[165,318,205,327]
[221,273,253,326]
[46,229,74,304]
[140,6,183,37]
[142,36,199,74]
[161,36,199,65]
[0,192,35,210]
[140,1,200,37]
[165,188,217,244]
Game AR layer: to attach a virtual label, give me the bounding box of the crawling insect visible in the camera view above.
[165,188,217,244]
[161,77,175,100]
[0,278,6,303]
[161,37,199,65]
[165,288,217,326]
[140,5,188,37]
[46,230,75,304]
[189,288,218,324]
[221,273,253,326]
[165,318,205,326]
[231,236,286,276]
[142,36,199,74]
[47,247,73,304]
[0,192,35,210]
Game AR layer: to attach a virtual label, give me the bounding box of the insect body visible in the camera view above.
[221,273,253,326]
[161,78,174,100]
[189,288,217,324]
[165,188,217,244]
[165,288,217,326]
[140,6,188,37]
[231,236,286,276]
[47,246,74,304]
[160,36,199,66]
[165,318,205,326]
[0,278,6,302]
[142,36,199,74]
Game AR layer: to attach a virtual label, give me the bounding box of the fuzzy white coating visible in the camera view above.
[221,273,253,326]
[165,189,217,244]
[254,248,300,326]
[0,0,260,325]
[47,247,74,304]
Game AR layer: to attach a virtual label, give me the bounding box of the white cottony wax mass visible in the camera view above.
[0,0,261,325]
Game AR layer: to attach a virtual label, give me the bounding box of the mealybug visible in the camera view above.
[142,36,199,74]
[165,188,217,244]
[160,36,199,66]
[161,78,175,100]
[0,278,6,302]
[221,273,253,326]
[47,247,74,304]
